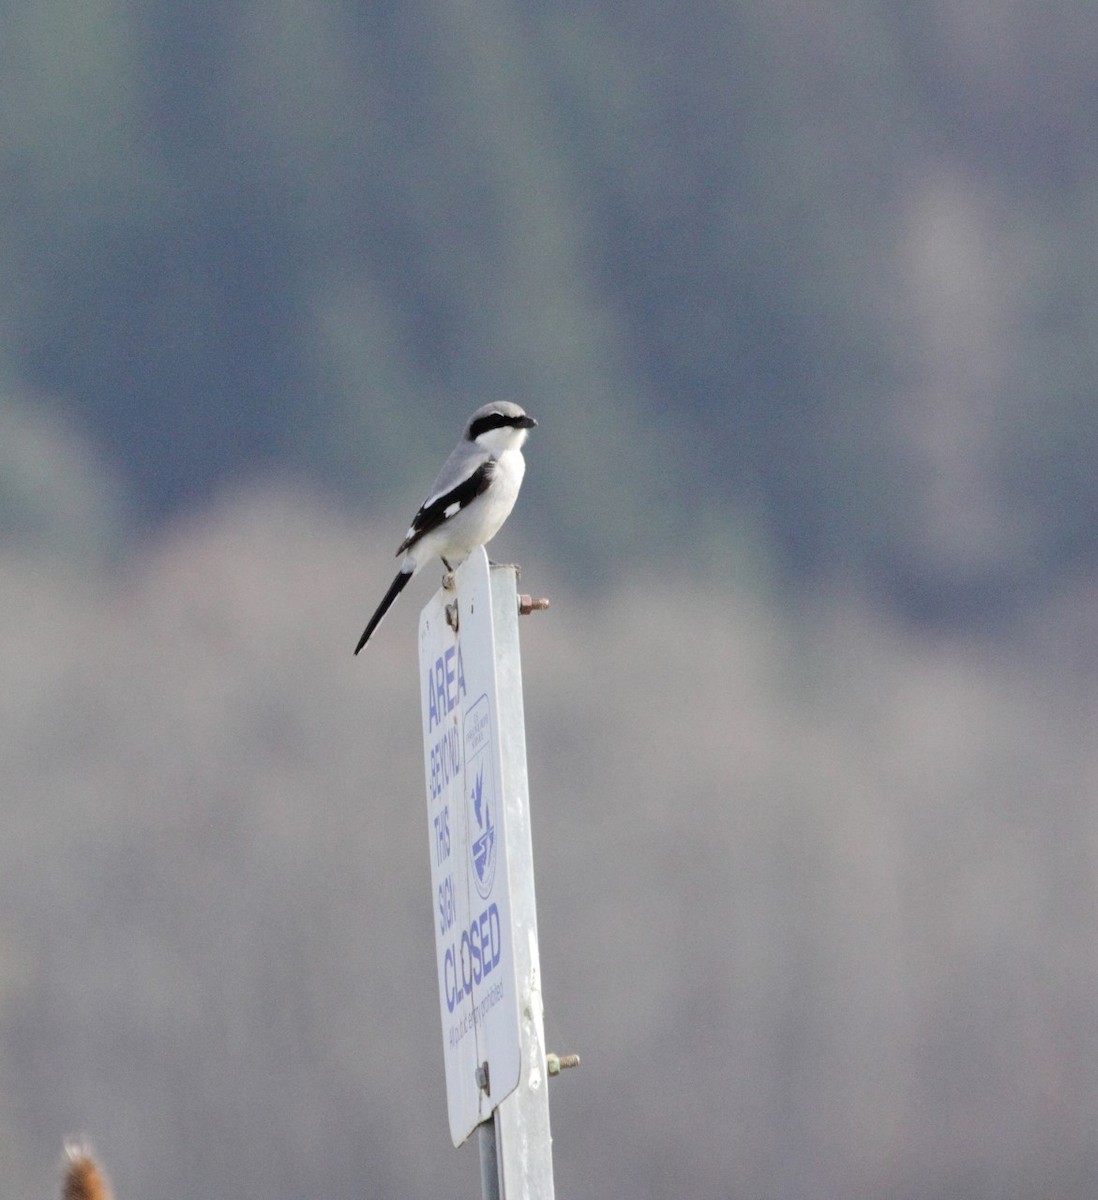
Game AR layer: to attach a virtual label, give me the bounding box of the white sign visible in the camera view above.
[419,549,521,1146]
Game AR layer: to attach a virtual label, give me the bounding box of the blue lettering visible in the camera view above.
[444,946,457,1013]
[469,920,482,984]
[477,902,499,979]
[428,728,463,800]
[460,930,473,996]
[427,665,440,731]
[444,647,457,711]
[479,908,492,978]
[488,903,501,971]
[428,648,468,732]
[435,659,446,723]
[438,874,457,934]
[441,904,505,1014]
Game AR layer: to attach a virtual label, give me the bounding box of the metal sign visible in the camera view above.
[419,548,521,1146]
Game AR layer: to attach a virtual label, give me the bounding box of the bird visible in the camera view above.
[354,401,537,655]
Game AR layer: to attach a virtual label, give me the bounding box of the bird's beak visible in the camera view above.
[520,415,537,429]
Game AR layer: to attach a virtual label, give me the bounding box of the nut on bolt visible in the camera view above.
[546,1052,581,1076]
[518,594,550,615]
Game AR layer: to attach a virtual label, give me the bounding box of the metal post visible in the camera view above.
[478,1116,501,1200]
[486,564,555,1200]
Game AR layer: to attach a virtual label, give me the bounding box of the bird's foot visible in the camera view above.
[439,555,457,590]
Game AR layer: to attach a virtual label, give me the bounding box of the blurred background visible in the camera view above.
[2,2,1097,1197]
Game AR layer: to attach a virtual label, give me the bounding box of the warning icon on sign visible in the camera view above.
[464,694,499,901]
[470,762,497,899]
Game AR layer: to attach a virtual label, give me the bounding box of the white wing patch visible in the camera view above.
[397,456,495,556]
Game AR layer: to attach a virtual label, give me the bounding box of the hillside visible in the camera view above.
[2,487,1095,1198]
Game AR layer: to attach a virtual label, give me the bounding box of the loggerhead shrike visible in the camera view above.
[354,401,537,655]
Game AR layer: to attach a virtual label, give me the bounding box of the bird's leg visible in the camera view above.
[441,557,456,589]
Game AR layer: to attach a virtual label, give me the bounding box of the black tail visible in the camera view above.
[354,569,413,655]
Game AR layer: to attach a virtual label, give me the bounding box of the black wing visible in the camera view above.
[397,459,496,555]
